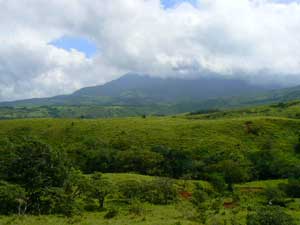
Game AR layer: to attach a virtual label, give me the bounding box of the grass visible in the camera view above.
[236,179,288,189]
[2,101,300,224]
[0,178,299,225]
[0,205,200,225]
[186,100,300,120]
[0,116,299,153]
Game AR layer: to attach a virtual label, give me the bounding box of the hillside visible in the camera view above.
[1,114,300,223]
[1,74,300,119]
[0,74,271,107]
[1,115,300,179]
[186,100,300,120]
[1,106,300,224]
[2,93,300,120]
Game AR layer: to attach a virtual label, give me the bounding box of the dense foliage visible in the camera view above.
[1,104,300,223]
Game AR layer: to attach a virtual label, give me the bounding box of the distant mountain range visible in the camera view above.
[0,73,300,119]
[0,73,274,106]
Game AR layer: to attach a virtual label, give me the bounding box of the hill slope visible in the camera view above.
[1,73,300,119]
[1,107,300,223]
[0,73,271,107]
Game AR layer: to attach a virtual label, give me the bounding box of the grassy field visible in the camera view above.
[0,205,201,225]
[0,116,299,152]
[1,102,300,224]
[186,100,300,120]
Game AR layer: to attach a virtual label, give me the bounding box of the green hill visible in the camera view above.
[1,114,300,179]
[1,104,300,224]
[187,100,300,120]
[1,86,300,120]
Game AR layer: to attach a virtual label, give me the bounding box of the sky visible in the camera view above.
[1,0,300,101]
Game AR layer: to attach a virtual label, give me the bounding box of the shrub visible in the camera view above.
[0,181,26,215]
[264,186,286,206]
[117,180,143,201]
[141,178,178,204]
[216,160,251,191]
[117,178,178,205]
[3,138,70,214]
[191,184,209,209]
[247,207,295,225]
[207,173,227,193]
[86,172,113,209]
[280,179,300,198]
[104,208,118,219]
[128,200,145,216]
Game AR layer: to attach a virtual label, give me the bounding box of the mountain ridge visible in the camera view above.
[0,73,274,107]
[1,73,300,119]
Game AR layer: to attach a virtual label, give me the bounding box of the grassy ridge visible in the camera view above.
[0,116,299,152]
[187,100,300,120]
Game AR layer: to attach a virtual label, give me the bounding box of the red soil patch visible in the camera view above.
[223,202,237,209]
[179,191,192,199]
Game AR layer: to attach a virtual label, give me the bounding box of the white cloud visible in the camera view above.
[1,0,300,101]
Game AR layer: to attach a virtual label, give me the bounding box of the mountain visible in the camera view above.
[1,73,300,119]
[0,73,272,107]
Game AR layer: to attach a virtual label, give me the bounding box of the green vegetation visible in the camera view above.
[3,95,300,120]
[0,105,175,119]
[1,100,300,224]
[187,100,300,120]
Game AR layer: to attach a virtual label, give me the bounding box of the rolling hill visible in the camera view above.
[1,101,300,224]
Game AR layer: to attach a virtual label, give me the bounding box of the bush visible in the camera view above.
[191,184,209,209]
[207,173,227,193]
[115,149,163,175]
[86,172,113,209]
[264,186,285,201]
[104,208,118,219]
[117,180,143,201]
[117,178,178,205]
[247,207,295,225]
[40,187,83,216]
[141,178,178,204]
[294,143,300,154]
[128,200,145,216]
[280,179,300,198]
[151,147,193,178]
[215,160,250,191]
[264,186,287,206]
[0,181,26,215]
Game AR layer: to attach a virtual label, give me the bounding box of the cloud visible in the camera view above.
[1,0,300,100]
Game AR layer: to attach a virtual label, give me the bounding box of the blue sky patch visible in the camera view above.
[49,36,97,58]
[162,0,197,8]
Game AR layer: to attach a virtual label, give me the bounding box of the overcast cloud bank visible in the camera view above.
[1,0,300,101]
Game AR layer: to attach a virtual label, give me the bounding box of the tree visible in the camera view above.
[247,207,295,225]
[115,149,163,175]
[142,178,178,204]
[280,179,300,198]
[294,135,300,154]
[4,138,70,214]
[264,186,287,206]
[207,173,227,193]
[117,180,143,201]
[0,181,26,215]
[191,183,209,209]
[151,146,193,178]
[87,172,113,209]
[215,160,250,191]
